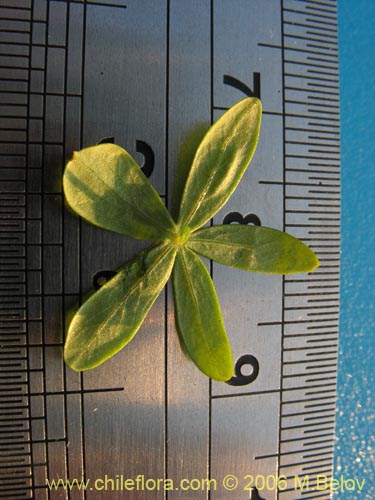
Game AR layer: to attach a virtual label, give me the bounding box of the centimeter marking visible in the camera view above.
[0,1,340,499]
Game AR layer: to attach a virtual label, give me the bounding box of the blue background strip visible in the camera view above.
[336,0,375,497]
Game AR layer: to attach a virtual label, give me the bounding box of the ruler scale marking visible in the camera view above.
[0,0,32,495]
[278,1,339,498]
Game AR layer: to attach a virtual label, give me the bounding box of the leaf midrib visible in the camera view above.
[179,248,222,367]
[75,156,175,238]
[189,237,255,251]
[75,244,174,360]
[180,108,246,229]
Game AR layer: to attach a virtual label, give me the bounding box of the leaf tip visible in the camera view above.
[195,357,234,382]
[63,349,82,372]
[71,150,79,160]
[215,362,235,382]
[64,346,97,372]
[295,244,320,274]
[243,95,262,115]
[308,250,320,273]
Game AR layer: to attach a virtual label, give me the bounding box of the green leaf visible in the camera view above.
[177,97,262,232]
[187,225,319,274]
[64,243,176,371]
[63,143,176,241]
[172,247,234,381]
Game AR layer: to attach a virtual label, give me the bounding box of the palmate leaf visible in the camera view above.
[63,143,176,241]
[64,243,176,371]
[177,97,262,232]
[62,97,320,381]
[187,225,319,274]
[172,247,234,381]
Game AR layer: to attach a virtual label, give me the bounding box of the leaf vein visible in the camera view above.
[78,159,174,237]
[77,245,173,358]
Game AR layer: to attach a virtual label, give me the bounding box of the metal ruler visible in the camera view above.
[0,0,340,498]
